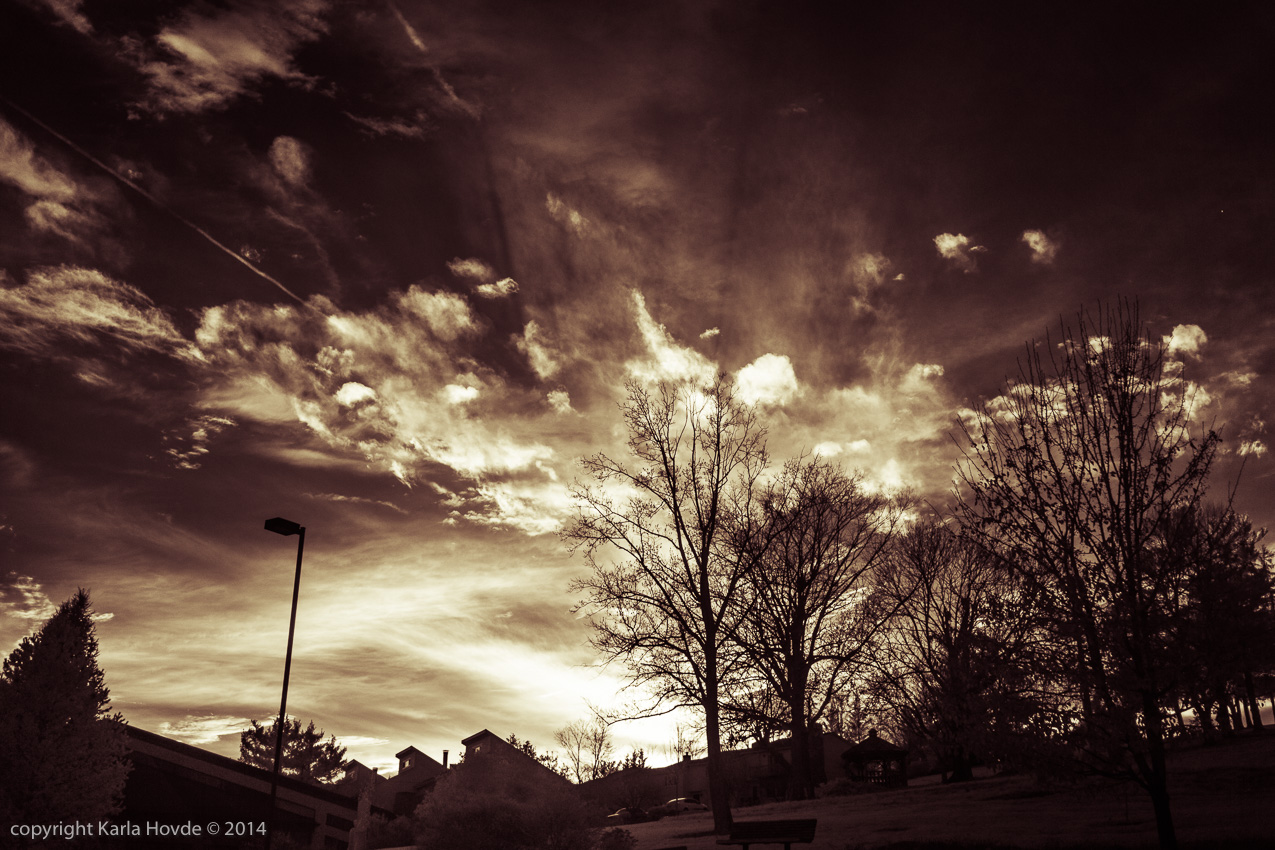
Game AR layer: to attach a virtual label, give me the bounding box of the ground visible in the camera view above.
[620,733,1275,849]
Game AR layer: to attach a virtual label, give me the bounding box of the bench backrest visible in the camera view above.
[728,819,818,841]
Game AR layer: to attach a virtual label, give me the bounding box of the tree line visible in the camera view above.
[564,300,1275,848]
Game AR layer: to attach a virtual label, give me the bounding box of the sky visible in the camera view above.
[1,0,1274,776]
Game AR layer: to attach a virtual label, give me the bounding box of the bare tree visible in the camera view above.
[554,715,614,783]
[872,520,1048,782]
[954,300,1219,850]
[565,377,766,833]
[728,457,909,799]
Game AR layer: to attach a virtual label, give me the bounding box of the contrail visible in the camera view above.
[0,95,310,307]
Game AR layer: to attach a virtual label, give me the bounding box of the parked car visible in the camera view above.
[664,797,708,812]
[607,807,649,823]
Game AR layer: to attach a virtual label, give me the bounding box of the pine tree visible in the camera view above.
[240,717,348,784]
[0,589,130,825]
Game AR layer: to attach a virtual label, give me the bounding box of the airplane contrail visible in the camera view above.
[0,95,311,307]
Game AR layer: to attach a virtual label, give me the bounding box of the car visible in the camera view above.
[664,797,708,812]
[606,807,647,823]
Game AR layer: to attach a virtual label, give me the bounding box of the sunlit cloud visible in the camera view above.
[933,232,985,272]
[0,266,196,363]
[475,278,519,299]
[303,492,407,514]
[700,327,720,339]
[627,291,716,385]
[0,118,110,244]
[735,353,799,407]
[1239,440,1267,457]
[128,0,329,115]
[517,321,561,380]
[1164,323,1207,359]
[158,715,254,746]
[162,415,237,470]
[1021,229,1059,264]
[268,136,313,188]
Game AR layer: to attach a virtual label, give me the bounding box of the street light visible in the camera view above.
[263,517,305,850]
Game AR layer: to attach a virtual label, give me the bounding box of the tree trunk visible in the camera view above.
[786,658,813,800]
[703,696,732,834]
[1243,672,1262,729]
[1141,692,1177,850]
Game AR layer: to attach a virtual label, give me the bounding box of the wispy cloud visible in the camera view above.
[128,0,329,115]
[0,266,195,363]
[158,714,253,746]
[0,118,111,245]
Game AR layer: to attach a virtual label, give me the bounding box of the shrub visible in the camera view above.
[414,758,593,850]
[595,828,637,850]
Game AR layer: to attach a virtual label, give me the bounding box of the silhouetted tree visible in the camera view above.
[873,521,1048,782]
[727,457,909,798]
[0,589,129,826]
[955,301,1219,850]
[555,715,613,783]
[506,733,570,779]
[566,376,767,833]
[1157,503,1274,737]
[240,717,347,784]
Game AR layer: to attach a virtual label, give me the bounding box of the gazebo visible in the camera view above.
[841,730,908,788]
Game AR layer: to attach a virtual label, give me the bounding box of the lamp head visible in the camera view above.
[264,517,303,536]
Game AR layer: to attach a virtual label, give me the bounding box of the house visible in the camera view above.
[649,730,853,805]
[460,729,570,787]
[840,729,908,787]
[370,746,448,816]
[122,726,360,850]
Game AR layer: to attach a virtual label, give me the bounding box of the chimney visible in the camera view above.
[443,750,449,769]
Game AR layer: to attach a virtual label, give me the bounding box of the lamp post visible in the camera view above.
[263,516,305,850]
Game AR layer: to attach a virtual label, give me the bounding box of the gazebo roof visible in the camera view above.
[842,730,907,757]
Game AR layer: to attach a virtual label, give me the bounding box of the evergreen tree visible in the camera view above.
[0,589,130,826]
[240,717,348,784]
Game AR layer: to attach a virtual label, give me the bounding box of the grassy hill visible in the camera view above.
[620,732,1275,849]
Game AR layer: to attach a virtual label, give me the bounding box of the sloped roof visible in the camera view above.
[842,730,907,757]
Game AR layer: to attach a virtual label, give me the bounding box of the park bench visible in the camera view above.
[716,818,817,850]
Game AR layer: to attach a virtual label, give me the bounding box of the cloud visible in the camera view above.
[158,715,254,746]
[0,119,109,244]
[933,233,984,272]
[190,286,571,531]
[1164,324,1207,359]
[545,193,590,236]
[700,328,720,339]
[34,0,92,33]
[0,266,195,363]
[547,390,573,414]
[268,136,312,187]
[162,415,237,470]
[627,291,716,385]
[475,278,519,299]
[1239,440,1267,457]
[447,257,496,282]
[516,321,560,380]
[1021,229,1059,264]
[303,492,407,514]
[0,573,57,629]
[735,353,799,407]
[128,0,329,115]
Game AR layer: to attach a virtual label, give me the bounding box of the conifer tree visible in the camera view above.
[0,589,130,825]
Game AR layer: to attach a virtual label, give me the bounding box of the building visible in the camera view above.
[370,746,448,816]
[122,726,360,849]
[650,731,853,806]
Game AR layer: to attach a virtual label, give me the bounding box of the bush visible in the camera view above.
[595,828,637,850]
[414,758,593,850]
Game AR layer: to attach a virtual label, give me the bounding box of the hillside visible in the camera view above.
[621,733,1275,849]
